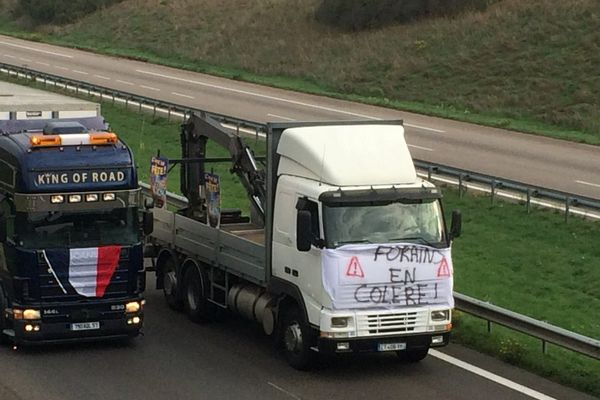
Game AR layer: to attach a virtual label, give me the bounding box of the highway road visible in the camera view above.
[1,35,600,199]
[0,274,594,400]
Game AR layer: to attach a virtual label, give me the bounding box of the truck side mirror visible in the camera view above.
[144,197,155,210]
[143,211,154,236]
[296,210,313,252]
[449,210,462,241]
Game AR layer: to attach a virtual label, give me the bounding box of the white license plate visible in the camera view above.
[378,342,406,352]
[71,322,100,331]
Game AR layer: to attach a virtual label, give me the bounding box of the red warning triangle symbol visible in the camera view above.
[345,256,365,278]
[436,257,451,277]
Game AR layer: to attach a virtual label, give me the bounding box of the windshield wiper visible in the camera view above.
[335,239,373,246]
[387,236,439,247]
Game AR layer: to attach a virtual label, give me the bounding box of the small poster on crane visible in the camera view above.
[204,172,221,228]
[150,156,168,208]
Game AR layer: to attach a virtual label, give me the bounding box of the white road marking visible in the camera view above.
[19,57,32,62]
[430,350,556,399]
[54,65,69,71]
[405,123,445,133]
[575,180,600,189]
[136,70,446,133]
[140,85,160,91]
[0,40,73,58]
[117,80,134,86]
[3,54,16,59]
[136,69,379,120]
[72,70,88,75]
[267,113,296,121]
[94,75,110,80]
[267,382,302,400]
[35,61,50,66]
[408,144,434,152]
[172,92,194,99]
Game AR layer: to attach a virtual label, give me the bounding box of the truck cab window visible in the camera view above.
[15,208,140,249]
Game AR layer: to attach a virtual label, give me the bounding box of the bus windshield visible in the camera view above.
[323,200,445,249]
[15,208,140,249]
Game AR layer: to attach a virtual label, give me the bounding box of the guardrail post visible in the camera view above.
[526,189,532,214]
[458,174,465,198]
[153,103,157,118]
[491,179,496,205]
[167,107,171,121]
[487,320,492,333]
[138,100,142,113]
[542,340,547,354]
[428,166,433,181]
[565,197,570,223]
[125,97,129,109]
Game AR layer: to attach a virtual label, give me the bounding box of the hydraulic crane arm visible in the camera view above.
[180,112,266,224]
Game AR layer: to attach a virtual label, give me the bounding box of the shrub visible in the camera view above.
[12,0,123,26]
[315,0,498,31]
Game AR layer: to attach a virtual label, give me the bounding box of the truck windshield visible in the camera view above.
[323,200,445,248]
[15,208,140,249]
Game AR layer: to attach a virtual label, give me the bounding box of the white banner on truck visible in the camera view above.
[322,243,453,310]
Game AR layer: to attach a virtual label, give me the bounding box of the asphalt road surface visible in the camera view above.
[0,274,595,400]
[1,35,600,199]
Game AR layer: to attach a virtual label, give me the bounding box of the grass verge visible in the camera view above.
[3,75,599,396]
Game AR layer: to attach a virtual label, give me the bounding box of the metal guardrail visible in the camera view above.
[139,184,600,360]
[3,63,599,360]
[3,62,600,220]
[455,293,600,360]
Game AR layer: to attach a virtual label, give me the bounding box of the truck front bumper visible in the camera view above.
[317,332,450,354]
[9,298,144,345]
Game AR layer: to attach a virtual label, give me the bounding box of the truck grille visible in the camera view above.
[37,247,131,301]
[357,310,428,336]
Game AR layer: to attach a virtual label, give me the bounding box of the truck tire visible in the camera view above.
[161,257,183,311]
[280,307,316,370]
[183,264,215,323]
[398,346,429,363]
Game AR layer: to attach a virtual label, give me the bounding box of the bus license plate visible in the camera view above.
[71,322,100,331]
[378,342,406,352]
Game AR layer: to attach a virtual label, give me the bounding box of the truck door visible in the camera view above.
[272,180,324,326]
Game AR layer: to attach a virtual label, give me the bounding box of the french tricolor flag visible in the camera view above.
[43,246,121,297]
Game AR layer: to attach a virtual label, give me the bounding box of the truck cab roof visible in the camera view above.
[0,128,137,193]
[276,123,417,187]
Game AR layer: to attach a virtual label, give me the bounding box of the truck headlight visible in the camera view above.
[50,195,64,204]
[125,301,141,313]
[331,316,349,328]
[431,310,450,322]
[13,309,41,320]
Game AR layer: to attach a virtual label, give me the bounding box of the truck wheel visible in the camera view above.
[162,257,183,311]
[183,265,215,323]
[398,347,429,363]
[280,308,316,370]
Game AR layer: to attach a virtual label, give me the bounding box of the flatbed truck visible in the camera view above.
[149,113,461,369]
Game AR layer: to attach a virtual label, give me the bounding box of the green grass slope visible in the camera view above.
[1,0,599,143]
